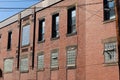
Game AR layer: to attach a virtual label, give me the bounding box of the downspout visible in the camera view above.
[17,13,21,69]
[32,7,36,69]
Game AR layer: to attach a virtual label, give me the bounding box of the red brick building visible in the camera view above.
[0,0,119,80]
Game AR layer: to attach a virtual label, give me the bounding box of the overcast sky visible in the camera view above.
[0,0,40,22]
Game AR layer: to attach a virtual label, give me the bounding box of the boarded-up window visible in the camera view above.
[20,57,28,72]
[67,46,77,66]
[22,25,30,46]
[51,50,58,68]
[38,54,44,70]
[4,58,13,73]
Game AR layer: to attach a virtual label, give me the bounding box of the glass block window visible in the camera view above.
[51,50,58,68]
[67,7,76,34]
[67,46,77,66]
[22,25,30,46]
[104,0,115,20]
[37,54,44,70]
[20,57,28,72]
[104,42,116,63]
[4,58,13,73]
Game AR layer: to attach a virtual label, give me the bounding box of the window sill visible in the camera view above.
[7,48,12,51]
[21,44,30,48]
[103,18,116,24]
[50,66,59,71]
[38,39,45,44]
[103,62,118,66]
[4,71,13,74]
[66,32,77,37]
[67,65,76,69]
[37,68,45,72]
[51,36,60,41]
[20,70,29,73]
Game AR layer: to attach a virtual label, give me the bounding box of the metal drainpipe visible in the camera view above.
[32,7,36,69]
[17,13,21,69]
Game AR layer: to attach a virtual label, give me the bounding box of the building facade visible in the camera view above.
[0,0,119,80]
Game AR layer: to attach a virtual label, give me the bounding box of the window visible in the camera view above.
[104,0,115,21]
[51,50,58,68]
[4,58,13,73]
[104,42,116,63]
[22,25,30,46]
[52,14,59,38]
[7,31,12,49]
[20,57,28,72]
[67,7,76,34]
[38,19,45,41]
[67,46,77,67]
[37,54,44,70]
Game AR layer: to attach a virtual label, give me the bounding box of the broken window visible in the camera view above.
[104,42,116,63]
[104,0,115,21]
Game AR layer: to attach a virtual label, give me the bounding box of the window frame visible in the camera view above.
[50,49,59,69]
[104,0,115,21]
[21,25,30,47]
[20,56,29,73]
[7,31,12,50]
[37,52,44,71]
[38,19,45,42]
[103,41,117,64]
[4,58,14,73]
[66,45,77,69]
[51,13,60,39]
[67,6,76,35]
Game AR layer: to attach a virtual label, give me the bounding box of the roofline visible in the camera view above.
[0,0,62,28]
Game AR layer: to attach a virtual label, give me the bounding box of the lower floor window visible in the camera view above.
[67,46,77,67]
[104,42,117,63]
[4,58,13,73]
[20,57,28,72]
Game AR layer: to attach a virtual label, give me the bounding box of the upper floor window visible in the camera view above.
[67,46,77,67]
[7,31,12,50]
[67,7,76,34]
[22,25,30,46]
[52,13,59,38]
[51,50,58,68]
[4,58,13,73]
[37,53,44,70]
[104,0,115,21]
[20,57,28,72]
[38,19,45,41]
[104,42,117,63]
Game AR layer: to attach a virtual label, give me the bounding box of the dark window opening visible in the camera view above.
[0,69,2,77]
[0,35,1,39]
[7,31,12,50]
[38,19,45,41]
[67,7,76,34]
[52,13,59,38]
[104,0,115,21]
